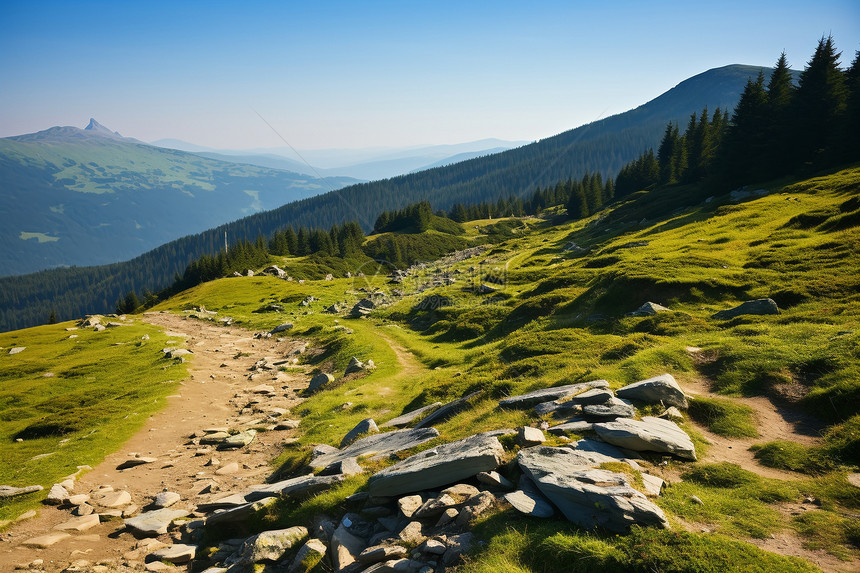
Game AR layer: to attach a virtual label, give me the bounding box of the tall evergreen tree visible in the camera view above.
[792,35,848,169]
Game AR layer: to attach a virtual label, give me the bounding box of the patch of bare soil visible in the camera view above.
[0,312,312,572]
[681,377,823,481]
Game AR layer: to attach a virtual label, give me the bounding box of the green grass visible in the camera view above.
[687,395,758,438]
[0,319,186,523]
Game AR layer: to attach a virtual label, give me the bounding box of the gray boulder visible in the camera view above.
[308,372,335,392]
[124,508,190,537]
[340,418,379,448]
[228,526,308,566]
[219,429,256,449]
[499,379,609,408]
[504,476,555,518]
[582,397,636,420]
[616,373,688,409]
[0,485,43,498]
[547,419,594,435]
[712,298,779,320]
[345,356,365,374]
[366,434,504,497]
[414,391,481,429]
[311,428,440,470]
[287,538,327,573]
[593,416,697,460]
[244,474,345,502]
[149,544,197,564]
[627,302,670,317]
[517,446,669,531]
[270,323,294,334]
[381,402,443,428]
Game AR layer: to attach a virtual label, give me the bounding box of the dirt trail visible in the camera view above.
[0,312,311,572]
[679,377,823,481]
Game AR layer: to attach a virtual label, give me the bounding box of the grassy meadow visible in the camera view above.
[2,165,859,569]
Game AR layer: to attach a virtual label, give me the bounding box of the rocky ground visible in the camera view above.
[0,312,311,572]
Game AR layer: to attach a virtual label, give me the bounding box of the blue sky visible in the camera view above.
[1,0,858,150]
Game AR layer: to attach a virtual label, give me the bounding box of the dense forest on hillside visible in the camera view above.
[0,60,829,332]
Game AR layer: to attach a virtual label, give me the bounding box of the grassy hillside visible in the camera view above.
[2,165,857,569]
[0,318,186,523]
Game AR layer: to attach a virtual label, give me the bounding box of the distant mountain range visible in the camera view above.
[0,120,360,276]
[150,138,529,181]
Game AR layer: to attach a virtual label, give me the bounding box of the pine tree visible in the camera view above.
[657,123,680,184]
[839,50,860,163]
[763,52,796,177]
[792,35,848,169]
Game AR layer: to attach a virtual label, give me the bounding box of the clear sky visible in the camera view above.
[1,0,858,150]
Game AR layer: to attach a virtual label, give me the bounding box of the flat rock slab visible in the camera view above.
[517,446,669,532]
[0,484,43,498]
[582,398,636,420]
[219,429,256,449]
[90,490,132,508]
[153,491,181,508]
[366,434,504,497]
[593,416,697,460]
[505,477,555,518]
[22,532,71,548]
[548,419,594,435]
[54,514,100,532]
[311,428,440,470]
[124,508,190,537]
[149,543,197,564]
[204,497,277,528]
[244,474,345,502]
[117,457,158,470]
[499,380,609,409]
[414,391,482,429]
[616,373,688,409]
[381,402,443,428]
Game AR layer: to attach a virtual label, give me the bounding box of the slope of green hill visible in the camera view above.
[0,64,779,332]
[0,120,359,276]
[2,164,858,569]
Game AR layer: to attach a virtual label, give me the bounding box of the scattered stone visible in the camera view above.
[517,426,545,447]
[593,416,697,460]
[288,538,327,572]
[366,434,505,497]
[8,347,26,355]
[414,391,482,429]
[308,372,335,393]
[275,419,301,430]
[505,477,555,518]
[320,457,364,477]
[582,398,636,420]
[149,544,197,564]
[641,474,665,497]
[627,302,670,317]
[270,323,294,334]
[90,490,132,508]
[67,493,90,505]
[398,520,426,544]
[0,484,43,498]
[124,508,190,537]
[244,474,345,502]
[311,428,440,470]
[435,508,459,527]
[22,532,71,548]
[547,419,594,435]
[616,373,688,409]
[477,470,514,490]
[16,509,37,521]
[54,514,100,532]
[250,383,276,394]
[660,406,685,422]
[442,532,473,566]
[72,503,94,516]
[200,432,231,445]
[117,456,158,470]
[517,446,669,531]
[358,544,409,564]
[341,418,380,448]
[345,356,366,374]
[220,429,257,449]
[330,522,367,571]
[45,483,69,505]
[229,526,308,566]
[499,380,610,408]
[690,495,705,505]
[381,402,443,428]
[455,491,497,525]
[712,298,779,320]
[152,491,181,509]
[215,462,240,476]
[398,495,424,518]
